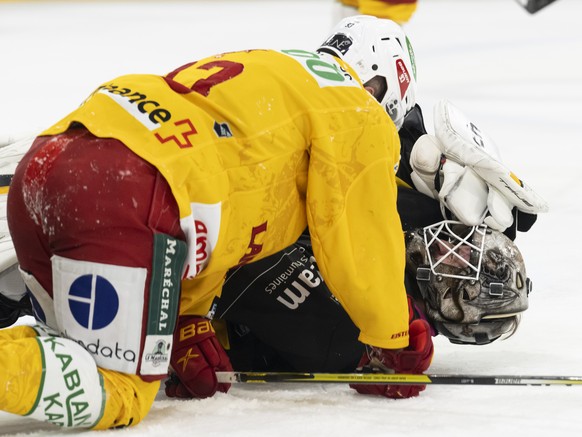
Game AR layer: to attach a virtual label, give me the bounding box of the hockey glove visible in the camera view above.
[410,100,548,232]
[0,293,32,328]
[350,319,434,399]
[166,316,233,399]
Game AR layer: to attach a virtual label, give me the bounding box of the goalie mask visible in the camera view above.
[317,15,417,129]
[406,221,531,345]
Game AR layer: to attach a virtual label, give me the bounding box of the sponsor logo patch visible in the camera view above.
[180,202,221,279]
[68,275,119,329]
[320,33,353,55]
[281,49,359,89]
[143,337,171,369]
[395,59,411,99]
[97,83,171,131]
[141,234,187,375]
[52,256,147,374]
[27,336,105,428]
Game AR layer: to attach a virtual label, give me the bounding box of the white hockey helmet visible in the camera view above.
[318,15,417,129]
[406,221,531,345]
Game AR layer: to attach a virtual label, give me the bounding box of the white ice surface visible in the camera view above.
[1,0,582,436]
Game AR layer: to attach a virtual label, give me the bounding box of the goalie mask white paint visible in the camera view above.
[406,220,531,345]
[318,15,417,129]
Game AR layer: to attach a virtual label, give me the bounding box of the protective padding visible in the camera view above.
[26,336,106,428]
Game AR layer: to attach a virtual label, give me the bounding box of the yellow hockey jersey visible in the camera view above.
[42,49,409,349]
[337,0,417,24]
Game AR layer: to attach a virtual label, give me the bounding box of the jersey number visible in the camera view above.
[160,60,244,148]
[165,60,244,96]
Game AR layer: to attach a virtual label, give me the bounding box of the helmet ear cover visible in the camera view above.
[406,220,530,345]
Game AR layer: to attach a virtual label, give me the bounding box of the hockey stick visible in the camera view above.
[515,0,558,14]
[217,371,582,386]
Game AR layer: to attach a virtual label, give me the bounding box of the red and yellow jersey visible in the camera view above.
[42,49,409,349]
[337,0,418,24]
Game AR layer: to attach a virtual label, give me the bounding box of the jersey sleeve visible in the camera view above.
[306,102,410,350]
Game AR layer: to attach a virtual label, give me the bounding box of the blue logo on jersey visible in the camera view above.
[68,274,119,330]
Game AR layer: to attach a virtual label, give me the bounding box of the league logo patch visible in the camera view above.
[213,121,233,138]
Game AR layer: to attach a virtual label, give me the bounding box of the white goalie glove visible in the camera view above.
[410,99,549,232]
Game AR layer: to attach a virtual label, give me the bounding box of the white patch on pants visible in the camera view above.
[52,255,147,374]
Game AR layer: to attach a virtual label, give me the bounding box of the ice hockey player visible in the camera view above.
[161,16,546,401]
[333,0,559,26]
[334,0,418,24]
[0,15,426,431]
[164,103,539,401]
[0,15,546,430]
[165,220,532,399]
